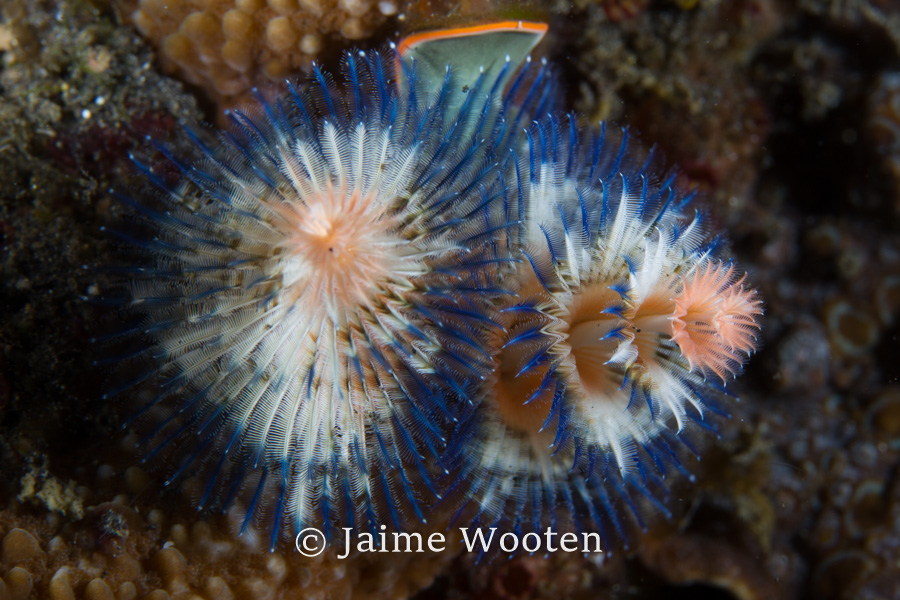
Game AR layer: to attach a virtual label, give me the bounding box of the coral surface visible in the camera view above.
[2,0,900,599]
[120,0,401,102]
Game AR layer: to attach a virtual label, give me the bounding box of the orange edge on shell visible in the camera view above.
[396,21,549,57]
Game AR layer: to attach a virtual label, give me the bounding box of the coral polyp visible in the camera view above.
[116,50,536,546]
[453,115,763,545]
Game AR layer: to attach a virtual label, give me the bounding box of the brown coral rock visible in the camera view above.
[122,0,403,102]
[641,533,786,600]
[0,490,455,600]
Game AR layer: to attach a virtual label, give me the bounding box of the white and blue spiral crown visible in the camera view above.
[447,113,759,553]
[111,49,554,548]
